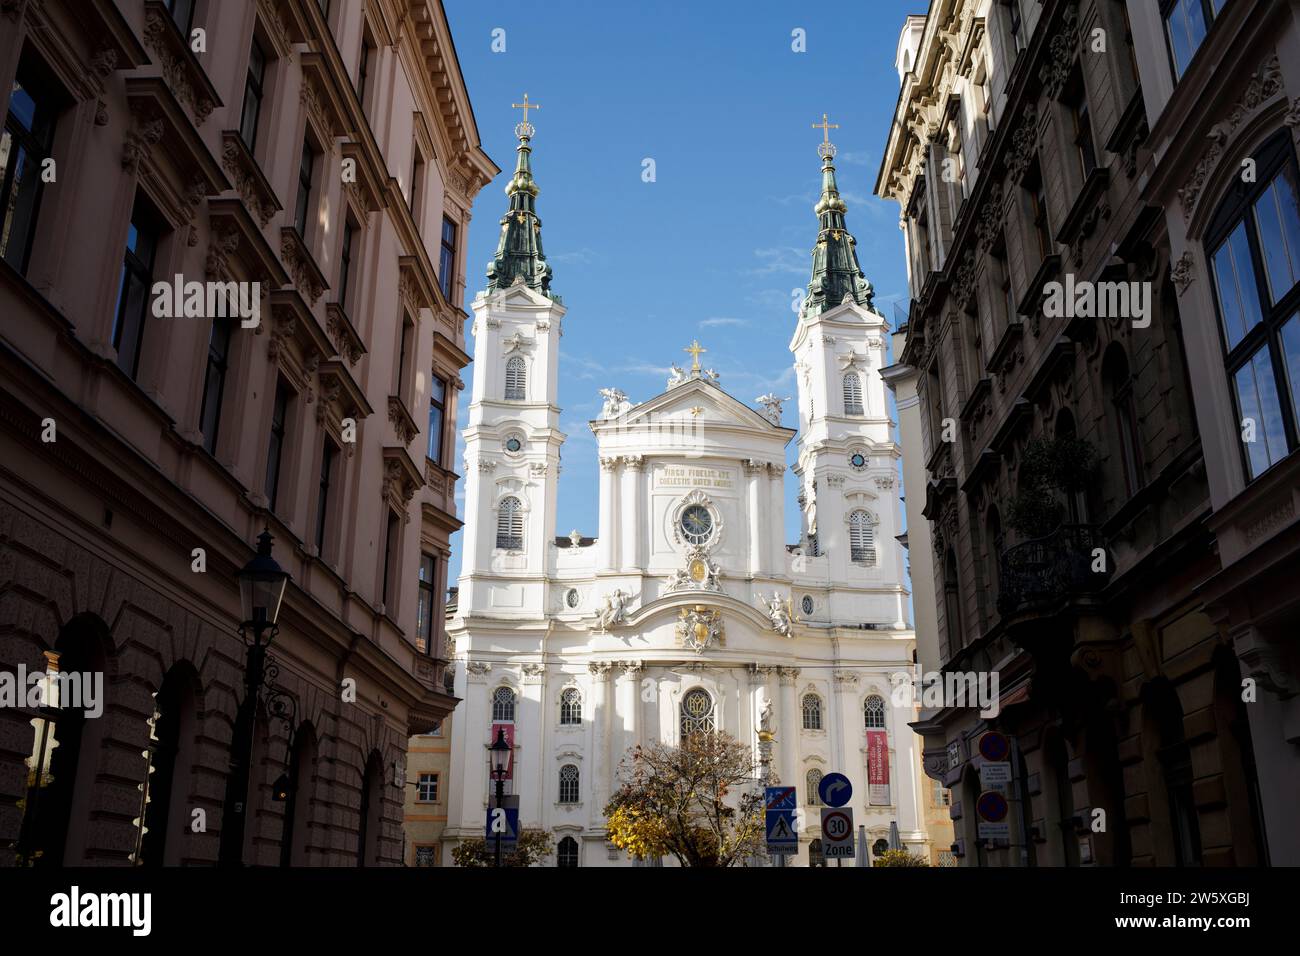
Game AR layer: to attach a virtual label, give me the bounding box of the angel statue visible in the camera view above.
[598,387,629,419]
[763,593,793,637]
[595,588,630,631]
[666,364,687,388]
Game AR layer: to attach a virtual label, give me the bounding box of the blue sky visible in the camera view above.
[444,0,922,583]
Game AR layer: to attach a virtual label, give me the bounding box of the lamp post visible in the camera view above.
[488,727,510,867]
[218,529,289,866]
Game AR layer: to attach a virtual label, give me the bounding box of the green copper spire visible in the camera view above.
[803,114,873,318]
[486,94,556,299]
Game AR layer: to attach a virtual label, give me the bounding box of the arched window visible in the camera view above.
[808,838,826,867]
[504,356,526,400]
[843,371,864,415]
[496,495,524,550]
[679,688,715,737]
[848,509,876,564]
[141,663,199,867]
[1205,129,1300,480]
[864,695,886,729]
[872,838,890,859]
[1054,408,1088,523]
[943,548,963,657]
[491,686,516,723]
[557,835,579,867]
[802,694,823,731]
[558,764,580,804]
[1102,344,1144,496]
[356,750,383,866]
[281,722,317,867]
[559,687,582,725]
[806,768,824,805]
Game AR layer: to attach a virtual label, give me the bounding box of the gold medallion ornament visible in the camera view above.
[677,605,725,654]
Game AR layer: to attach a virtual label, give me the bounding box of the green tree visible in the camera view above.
[604,731,763,867]
[451,827,554,868]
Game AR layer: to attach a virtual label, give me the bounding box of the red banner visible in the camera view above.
[867,730,890,805]
[491,722,515,781]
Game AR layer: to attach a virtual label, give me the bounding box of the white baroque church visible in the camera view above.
[444,115,937,866]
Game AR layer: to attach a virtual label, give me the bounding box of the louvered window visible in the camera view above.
[496,496,524,550]
[505,356,526,400]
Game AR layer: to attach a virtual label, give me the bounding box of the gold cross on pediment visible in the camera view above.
[684,339,707,371]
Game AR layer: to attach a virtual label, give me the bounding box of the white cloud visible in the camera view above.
[746,246,808,276]
[700,317,749,328]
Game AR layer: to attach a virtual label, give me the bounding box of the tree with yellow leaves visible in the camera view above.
[603,731,763,867]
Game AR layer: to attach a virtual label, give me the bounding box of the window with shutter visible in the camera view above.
[496,496,524,550]
[505,356,526,400]
[843,372,864,415]
[849,510,876,564]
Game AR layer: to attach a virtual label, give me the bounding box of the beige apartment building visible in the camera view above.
[878,0,1281,866]
[0,0,493,865]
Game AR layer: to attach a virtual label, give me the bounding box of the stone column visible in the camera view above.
[745,460,765,577]
[589,662,614,822]
[597,457,619,571]
[767,463,786,573]
[778,667,800,790]
[620,456,643,570]
[617,661,643,773]
[831,669,858,779]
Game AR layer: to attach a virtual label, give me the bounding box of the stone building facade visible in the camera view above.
[877,0,1275,866]
[1127,0,1300,865]
[0,0,493,865]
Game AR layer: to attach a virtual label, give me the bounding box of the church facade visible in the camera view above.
[444,113,949,866]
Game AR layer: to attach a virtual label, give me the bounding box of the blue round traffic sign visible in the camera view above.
[818,772,853,808]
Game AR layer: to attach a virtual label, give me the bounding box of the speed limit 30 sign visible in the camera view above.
[820,806,855,858]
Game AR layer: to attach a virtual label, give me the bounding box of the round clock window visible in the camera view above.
[505,436,523,453]
[849,452,867,471]
[680,504,713,546]
[801,595,814,616]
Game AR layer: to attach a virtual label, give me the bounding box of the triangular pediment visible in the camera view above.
[595,376,793,437]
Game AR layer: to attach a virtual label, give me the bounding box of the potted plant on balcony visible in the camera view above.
[1006,435,1097,537]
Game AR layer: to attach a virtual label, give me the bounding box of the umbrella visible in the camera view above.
[888,820,902,851]
[856,824,869,867]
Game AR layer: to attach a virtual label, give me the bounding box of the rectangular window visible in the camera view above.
[240,38,266,153]
[295,140,316,238]
[111,199,161,381]
[1234,347,1287,479]
[265,381,290,512]
[166,0,196,34]
[0,53,61,274]
[1071,86,1096,179]
[396,318,413,398]
[1163,0,1214,81]
[338,219,356,311]
[315,439,336,555]
[356,36,372,106]
[439,217,458,302]
[415,553,436,654]
[1006,0,1026,53]
[416,773,438,803]
[1026,163,1052,262]
[427,376,446,464]
[200,319,233,454]
[409,146,424,219]
[382,508,401,609]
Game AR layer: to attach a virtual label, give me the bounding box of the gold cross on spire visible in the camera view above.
[684,340,707,372]
[512,93,541,125]
[812,112,839,144]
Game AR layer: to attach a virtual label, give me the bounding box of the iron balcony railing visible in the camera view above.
[997,524,1109,616]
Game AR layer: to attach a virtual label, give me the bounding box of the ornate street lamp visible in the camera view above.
[219,529,289,865]
[488,728,510,867]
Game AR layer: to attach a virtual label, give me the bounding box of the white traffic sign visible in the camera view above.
[979,761,1012,791]
[821,806,855,858]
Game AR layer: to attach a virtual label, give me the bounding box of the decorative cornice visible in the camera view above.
[141,2,217,125]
